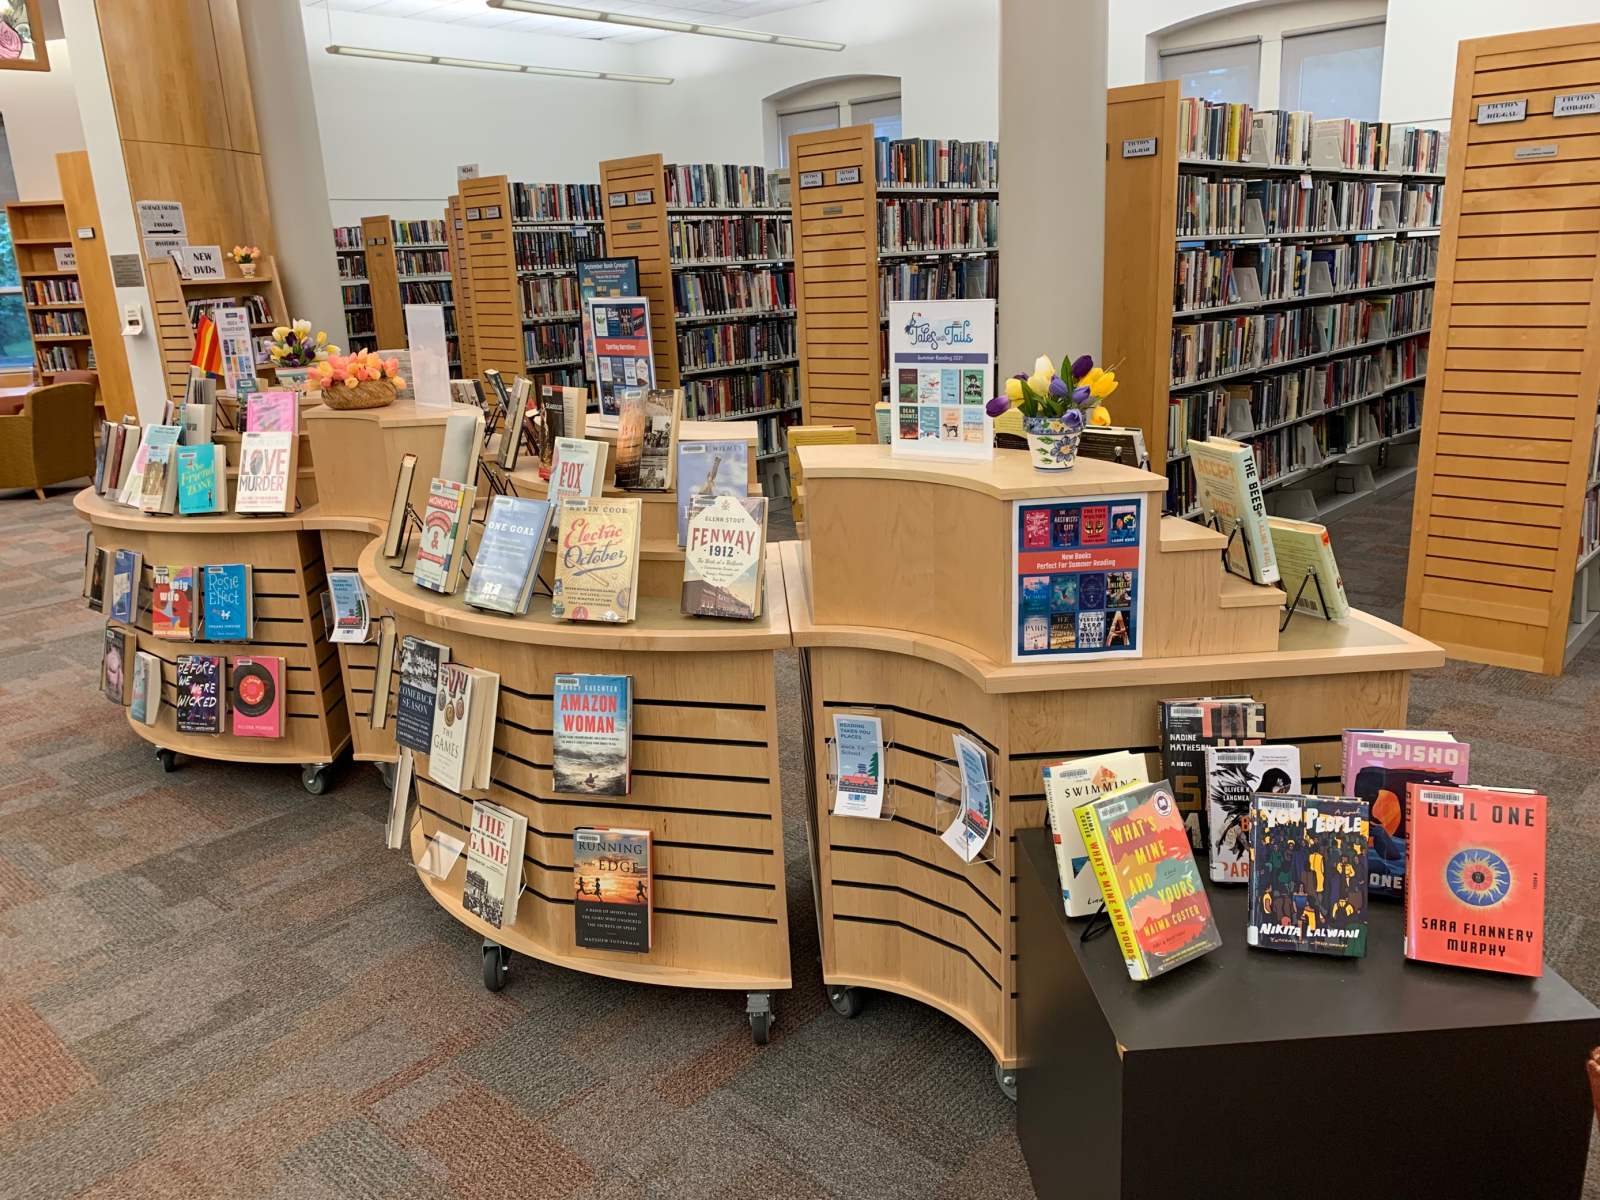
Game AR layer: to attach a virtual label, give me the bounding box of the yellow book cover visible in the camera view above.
[552,497,642,623]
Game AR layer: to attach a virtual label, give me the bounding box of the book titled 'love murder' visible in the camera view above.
[1405,784,1545,977]
[572,826,651,952]
[1076,781,1222,981]
[552,675,631,797]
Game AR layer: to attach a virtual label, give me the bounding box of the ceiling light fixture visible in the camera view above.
[324,43,673,84]
[485,0,846,51]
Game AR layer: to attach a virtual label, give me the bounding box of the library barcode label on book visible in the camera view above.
[1357,739,1398,754]
[1421,789,1464,806]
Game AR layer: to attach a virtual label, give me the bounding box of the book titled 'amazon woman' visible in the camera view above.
[552,674,632,797]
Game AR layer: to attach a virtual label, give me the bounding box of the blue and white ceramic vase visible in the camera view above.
[1022,416,1082,471]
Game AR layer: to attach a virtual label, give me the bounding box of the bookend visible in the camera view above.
[476,458,520,500]
[1278,565,1335,633]
[825,707,898,821]
[932,758,997,865]
[1079,907,1112,944]
[1203,508,1257,584]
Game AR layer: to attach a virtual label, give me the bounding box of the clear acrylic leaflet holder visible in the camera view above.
[825,706,897,820]
[931,752,997,866]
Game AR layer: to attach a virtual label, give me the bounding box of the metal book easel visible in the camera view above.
[1201,508,1334,633]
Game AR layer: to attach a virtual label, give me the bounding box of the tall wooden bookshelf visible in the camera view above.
[9,200,91,383]
[600,155,679,388]
[510,179,604,390]
[446,196,478,378]
[1103,80,1444,522]
[356,216,457,373]
[358,215,403,349]
[456,175,524,384]
[334,224,374,354]
[1402,21,1600,676]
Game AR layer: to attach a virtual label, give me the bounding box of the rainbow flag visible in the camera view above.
[190,314,223,377]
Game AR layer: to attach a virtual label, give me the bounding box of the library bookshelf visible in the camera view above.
[147,255,288,406]
[788,126,1001,441]
[1401,21,1600,676]
[9,199,93,384]
[75,490,350,791]
[785,443,1443,1078]
[334,224,375,354]
[355,216,460,375]
[446,196,479,378]
[1102,80,1444,521]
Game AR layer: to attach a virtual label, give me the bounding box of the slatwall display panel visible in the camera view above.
[600,154,680,388]
[790,125,879,438]
[1404,22,1600,675]
[459,176,524,382]
[448,195,478,378]
[317,527,396,764]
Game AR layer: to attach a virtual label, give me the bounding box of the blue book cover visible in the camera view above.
[202,564,250,641]
[941,368,958,404]
[177,445,222,515]
[110,548,140,623]
[395,636,448,754]
[552,674,631,796]
[675,441,748,545]
[465,496,553,614]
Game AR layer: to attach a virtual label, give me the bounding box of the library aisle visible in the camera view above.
[0,488,1597,1200]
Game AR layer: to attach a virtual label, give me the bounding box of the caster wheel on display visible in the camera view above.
[375,760,397,790]
[828,985,866,1018]
[483,940,511,991]
[993,1058,1017,1102]
[746,990,776,1045]
[156,748,178,773]
[749,1010,772,1044]
[301,764,332,795]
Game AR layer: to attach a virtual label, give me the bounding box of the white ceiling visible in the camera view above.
[307,0,826,43]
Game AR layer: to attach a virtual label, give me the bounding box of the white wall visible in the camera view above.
[0,39,85,199]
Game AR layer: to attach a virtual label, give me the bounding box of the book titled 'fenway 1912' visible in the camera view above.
[572,826,651,952]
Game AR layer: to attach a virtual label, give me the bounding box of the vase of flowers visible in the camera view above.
[986,353,1118,471]
[230,245,260,277]
[312,350,407,410]
[267,320,336,389]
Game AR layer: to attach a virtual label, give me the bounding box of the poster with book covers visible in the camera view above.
[1012,494,1147,663]
[589,295,654,420]
[886,299,995,460]
[578,258,640,389]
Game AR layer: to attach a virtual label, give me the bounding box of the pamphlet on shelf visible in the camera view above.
[940,734,993,864]
[577,257,641,386]
[887,298,995,461]
[327,572,370,643]
[831,714,886,819]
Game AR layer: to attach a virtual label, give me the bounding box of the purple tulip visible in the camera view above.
[1047,374,1069,398]
[1013,372,1028,382]
[1072,354,1094,380]
[985,396,1011,418]
[1072,386,1090,403]
[1060,406,1085,432]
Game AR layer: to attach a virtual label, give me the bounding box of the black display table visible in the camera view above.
[1015,827,1600,1200]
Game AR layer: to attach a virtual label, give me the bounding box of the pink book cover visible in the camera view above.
[246,391,298,434]
[1341,730,1469,899]
[231,656,283,738]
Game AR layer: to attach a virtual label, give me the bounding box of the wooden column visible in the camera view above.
[599,154,679,388]
[360,215,404,349]
[447,195,479,378]
[58,151,137,423]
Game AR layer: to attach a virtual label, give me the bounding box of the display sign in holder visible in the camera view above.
[782,443,1445,1097]
[75,491,351,792]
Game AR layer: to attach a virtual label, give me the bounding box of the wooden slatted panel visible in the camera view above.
[360,215,404,349]
[599,155,679,388]
[458,176,523,382]
[791,125,878,438]
[447,195,478,379]
[1404,22,1600,675]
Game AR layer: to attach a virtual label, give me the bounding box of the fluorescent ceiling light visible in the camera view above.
[324,44,672,83]
[485,0,846,51]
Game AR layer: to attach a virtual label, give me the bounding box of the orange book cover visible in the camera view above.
[1405,783,1545,977]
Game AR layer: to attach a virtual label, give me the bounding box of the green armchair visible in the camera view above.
[0,382,97,499]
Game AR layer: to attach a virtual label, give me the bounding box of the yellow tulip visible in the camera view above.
[1033,354,1055,378]
[1081,367,1103,387]
[1005,377,1023,401]
[345,376,359,388]
[268,345,285,359]
[1089,405,1111,426]
[316,331,327,344]
[1089,372,1117,399]
[272,326,289,340]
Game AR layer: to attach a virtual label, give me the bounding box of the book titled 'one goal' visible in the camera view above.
[572,826,651,952]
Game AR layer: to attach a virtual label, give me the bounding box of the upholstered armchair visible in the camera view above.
[0,382,97,499]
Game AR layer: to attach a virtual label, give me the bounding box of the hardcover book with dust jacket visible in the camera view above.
[682,495,767,619]
[551,497,641,623]
[675,441,748,545]
[464,496,554,615]
[1341,729,1468,898]
[235,430,295,514]
[413,478,476,595]
[572,826,651,952]
[231,655,283,738]
[110,548,142,624]
[552,674,631,797]
[1203,744,1300,883]
[1158,696,1265,850]
[463,799,528,930]
[175,654,224,735]
[1042,750,1149,917]
[395,636,450,754]
[129,650,161,726]
[1187,437,1279,584]
[201,564,252,641]
[1247,793,1369,957]
[102,626,128,704]
[151,566,197,641]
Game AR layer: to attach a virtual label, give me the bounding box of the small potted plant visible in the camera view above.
[230,245,260,277]
[311,349,407,410]
[267,320,337,389]
[986,353,1117,470]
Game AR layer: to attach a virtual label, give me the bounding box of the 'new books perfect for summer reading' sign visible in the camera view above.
[887,298,995,461]
[1012,494,1147,663]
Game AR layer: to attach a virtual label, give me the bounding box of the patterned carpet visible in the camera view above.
[0,482,1595,1199]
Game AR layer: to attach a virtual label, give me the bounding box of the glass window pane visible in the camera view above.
[1160,41,1260,107]
[853,96,902,141]
[777,104,840,167]
[0,292,31,371]
[1283,24,1385,121]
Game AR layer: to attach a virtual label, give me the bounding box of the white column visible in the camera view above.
[58,0,170,424]
[998,0,1108,377]
[237,0,346,350]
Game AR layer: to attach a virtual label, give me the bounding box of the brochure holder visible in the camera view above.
[931,757,996,866]
[824,706,897,820]
[415,828,465,881]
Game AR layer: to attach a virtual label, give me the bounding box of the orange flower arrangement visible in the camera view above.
[312,350,407,391]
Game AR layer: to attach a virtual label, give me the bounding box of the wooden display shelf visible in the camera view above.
[1402,21,1600,677]
[74,490,350,785]
[360,536,793,1019]
[784,446,1445,1072]
[147,254,288,406]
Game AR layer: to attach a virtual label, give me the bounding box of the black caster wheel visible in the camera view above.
[156,748,178,773]
[483,939,511,991]
[746,991,775,1045]
[375,760,397,790]
[301,763,332,795]
[828,985,866,1018]
[994,1058,1017,1102]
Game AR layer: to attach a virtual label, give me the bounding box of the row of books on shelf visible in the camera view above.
[521,273,581,321]
[401,280,454,308]
[880,257,996,309]
[876,198,997,254]
[341,283,371,307]
[396,220,447,245]
[1178,98,1449,174]
[38,346,84,372]
[31,310,88,335]
[1174,236,1437,312]
[673,267,793,317]
[396,248,451,276]
[683,364,797,421]
[101,634,288,738]
[338,257,366,280]
[1048,709,1540,979]
[1582,484,1600,564]
[515,228,604,272]
[346,309,375,337]
[677,317,795,373]
[513,181,605,223]
[1169,344,1427,454]
[1171,298,1431,386]
[87,544,256,639]
[1178,175,1442,238]
[751,410,799,456]
[664,163,782,210]
[668,215,792,263]
[526,322,580,365]
[188,295,274,327]
[334,225,362,250]
[875,138,998,191]
[24,278,82,304]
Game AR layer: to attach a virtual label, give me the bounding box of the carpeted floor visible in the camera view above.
[0,483,1596,1199]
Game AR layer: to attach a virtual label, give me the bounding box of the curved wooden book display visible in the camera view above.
[359,536,794,1010]
[787,445,1445,1071]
